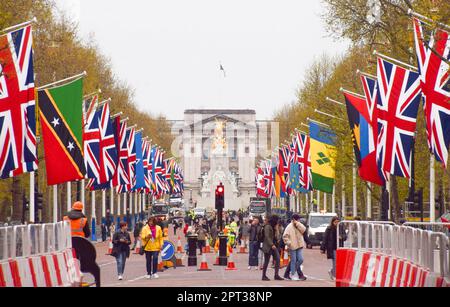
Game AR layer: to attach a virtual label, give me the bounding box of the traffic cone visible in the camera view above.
[177,236,183,253]
[203,239,211,253]
[106,239,113,255]
[280,247,289,268]
[175,252,185,267]
[157,253,164,272]
[225,248,237,271]
[197,253,212,271]
[133,239,141,254]
[213,250,220,265]
[238,240,247,254]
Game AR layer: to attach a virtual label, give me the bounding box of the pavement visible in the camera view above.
[88,226,335,287]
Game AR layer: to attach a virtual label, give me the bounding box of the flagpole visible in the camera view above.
[83,89,101,100]
[356,70,377,80]
[408,9,450,31]
[117,192,121,224]
[317,191,320,213]
[0,17,37,34]
[373,50,418,71]
[110,188,114,216]
[102,189,106,221]
[29,172,35,223]
[332,184,336,214]
[314,109,346,122]
[306,117,331,128]
[430,155,435,222]
[387,175,391,220]
[339,88,366,99]
[37,71,87,91]
[367,183,372,219]
[91,190,96,241]
[323,192,327,212]
[81,179,85,213]
[67,182,71,212]
[124,192,127,223]
[342,174,346,219]
[353,163,357,217]
[305,193,308,214]
[53,185,58,223]
[111,112,123,119]
[98,98,112,108]
[326,97,345,107]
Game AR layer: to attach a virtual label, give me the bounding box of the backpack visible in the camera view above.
[257,225,265,243]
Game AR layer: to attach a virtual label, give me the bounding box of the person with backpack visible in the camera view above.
[248,218,261,270]
[261,215,283,281]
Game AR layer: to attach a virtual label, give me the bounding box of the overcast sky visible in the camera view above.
[56,0,349,120]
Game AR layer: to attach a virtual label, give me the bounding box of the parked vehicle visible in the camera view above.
[306,212,337,248]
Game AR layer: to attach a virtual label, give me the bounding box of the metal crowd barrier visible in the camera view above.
[0,221,72,262]
[403,222,450,236]
[338,221,450,278]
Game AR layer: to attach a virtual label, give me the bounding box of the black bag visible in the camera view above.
[257,225,265,243]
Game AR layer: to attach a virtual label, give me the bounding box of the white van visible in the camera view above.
[306,212,337,248]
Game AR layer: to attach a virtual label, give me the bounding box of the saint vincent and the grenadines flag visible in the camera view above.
[38,78,86,185]
[309,122,337,194]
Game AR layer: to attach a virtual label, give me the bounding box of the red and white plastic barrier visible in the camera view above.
[336,249,448,287]
[0,248,81,287]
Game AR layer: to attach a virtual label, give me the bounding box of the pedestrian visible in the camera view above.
[132,220,144,250]
[63,202,91,239]
[248,218,261,270]
[320,216,347,280]
[195,224,207,255]
[173,219,180,235]
[101,222,108,242]
[109,223,116,237]
[242,220,251,248]
[140,216,164,279]
[282,214,307,281]
[112,222,131,280]
[261,215,283,281]
[210,220,218,244]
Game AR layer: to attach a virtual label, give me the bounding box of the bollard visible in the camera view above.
[219,234,228,266]
[187,234,198,267]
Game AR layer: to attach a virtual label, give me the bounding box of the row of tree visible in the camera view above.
[273,0,450,222]
[0,0,174,223]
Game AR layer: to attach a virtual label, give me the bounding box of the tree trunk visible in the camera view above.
[11,177,23,222]
[391,176,401,223]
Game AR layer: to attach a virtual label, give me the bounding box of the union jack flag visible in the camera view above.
[83,103,117,185]
[413,18,450,168]
[142,139,151,192]
[126,127,136,191]
[152,147,167,196]
[292,132,312,191]
[0,25,37,178]
[114,120,130,193]
[376,57,422,178]
[278,145,291,193]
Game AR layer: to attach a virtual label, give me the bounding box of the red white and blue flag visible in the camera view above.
[126,127,136,191]
[0,25,37,178]
[413,18,450,168]
[84,103,118,186]
[115,121,130,193]
[376,57,422,178]
[292,132,312,191]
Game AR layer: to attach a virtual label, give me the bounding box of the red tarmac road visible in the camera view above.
[88,226,335,287]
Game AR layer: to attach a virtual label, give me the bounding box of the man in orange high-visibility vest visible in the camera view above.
[63,201,91,238]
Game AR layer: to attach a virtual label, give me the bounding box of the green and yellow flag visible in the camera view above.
[309,122,337,194]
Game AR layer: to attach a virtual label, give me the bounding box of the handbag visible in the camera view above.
[139,230,153,256]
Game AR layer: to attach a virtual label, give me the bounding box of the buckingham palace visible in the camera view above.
[169,109,278,210]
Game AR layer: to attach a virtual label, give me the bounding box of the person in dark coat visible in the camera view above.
[132,220,144,250]
[261,215,283,281]
[320,216,347,280]
[112,222,132,280]
[101,223,108,242]
[248,218,261,270]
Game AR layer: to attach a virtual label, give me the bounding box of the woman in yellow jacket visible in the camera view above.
[140,216,164,279]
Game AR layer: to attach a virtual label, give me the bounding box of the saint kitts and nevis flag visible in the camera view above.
[309,122,337,194]
[38,78,86,185]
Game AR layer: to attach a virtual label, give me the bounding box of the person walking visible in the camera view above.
[101,222,108,242]
[196,223,207,255]
[112,222,131,280]
[282,214,307,281]
[321,216,347,280]
[261,215,283,281]
[242,220,251,249]
[132,220,144,250]
[141,217,164,279]
[248,218,261,270]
